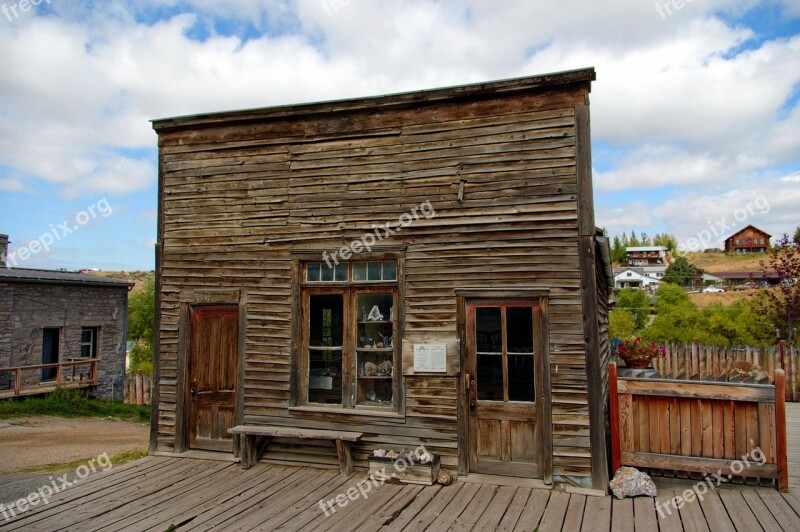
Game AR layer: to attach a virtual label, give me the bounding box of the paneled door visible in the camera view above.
[465,301,544,477]
[188,305,239,452]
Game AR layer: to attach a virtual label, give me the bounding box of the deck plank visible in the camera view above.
[0,457,172,531]
[511,488,549,531]
[696,489,736,532]
[610,497,634,532]
[561,494,586,531]
[18,459,220,531]
[653,488,684,532]
[496,487,531,531]
[321,483,406,532]
[470,485,517,531]
[740,490,783,531]
[79,462,233,531]
[632,496,659,531]
[718,489,764,531]
[449,484,498,531]
[426,482,480,530]
[1,439,799,532]
[580,495,611,532]
[756,490,800,530]
[355,484,425,532]
[225,468,342,532]
[188,466,306,529]
[677,489,710,532]
[383,481,464,531]
[531,490,568,532]
[378,484,441,532]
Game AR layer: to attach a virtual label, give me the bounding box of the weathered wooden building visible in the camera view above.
[151,68,613,490]
[0,246,132,400]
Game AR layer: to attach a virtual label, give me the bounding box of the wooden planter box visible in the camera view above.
[368,454,440,485]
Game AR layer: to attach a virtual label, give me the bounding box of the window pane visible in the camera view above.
[508,355,535,402]
[382,261,397,280]
[81,329,92,343]
[476,307,501,353]
[367,261,382,280]
[507,307,533,353]
[357,293,393,323]
[308,349,342,404]
[309,294,343,347]
[353,262,367,281]
[306,263,320,282]
[477,354,503,400]
[320,263,335,282]
[334,263,348,281]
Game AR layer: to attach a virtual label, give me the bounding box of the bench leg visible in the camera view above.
[336,440,353,477]
[241,435,270,469]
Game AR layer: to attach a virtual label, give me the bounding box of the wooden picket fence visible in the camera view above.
[125,370,151,405]
[645,340,799,402]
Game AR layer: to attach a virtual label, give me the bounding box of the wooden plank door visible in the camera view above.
[188,305,239,452]
[466,301,543,477]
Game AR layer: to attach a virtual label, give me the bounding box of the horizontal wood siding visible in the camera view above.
[155,84,594,478]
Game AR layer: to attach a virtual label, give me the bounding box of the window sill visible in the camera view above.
[288,405,405,420]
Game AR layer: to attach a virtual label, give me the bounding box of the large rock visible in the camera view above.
[609,467,657,500]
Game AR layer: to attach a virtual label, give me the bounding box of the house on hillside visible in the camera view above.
[724,225,770,254]
[0,234,133,400]
[624,245,671,279]
[150,69,614,491]
[614,267,663,290]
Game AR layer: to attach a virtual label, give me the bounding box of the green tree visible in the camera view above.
[653,233,679,253]
[752,235,800,344]
[641,284,768,346]
[609,309,637,340]
[794,225,800,246]
[128,275,155,342]
[127,275,155,375]
[611,235,626,264]
[616,288,650,329]
[662,256,697,286]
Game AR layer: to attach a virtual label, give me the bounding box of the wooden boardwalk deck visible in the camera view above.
[2,404,800,531]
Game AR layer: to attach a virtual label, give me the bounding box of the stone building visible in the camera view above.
[0,234,133,400]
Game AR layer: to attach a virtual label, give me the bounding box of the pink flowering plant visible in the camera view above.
[615,337,665,368]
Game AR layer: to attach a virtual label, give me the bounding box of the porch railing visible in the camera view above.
[0,359,98,396]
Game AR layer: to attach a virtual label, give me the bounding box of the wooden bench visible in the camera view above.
[228,425,364,477]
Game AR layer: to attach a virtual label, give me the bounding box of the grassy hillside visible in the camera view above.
[91,271,154,293]
[684,251,768,272]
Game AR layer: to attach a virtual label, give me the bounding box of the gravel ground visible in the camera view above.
[0,416,148,508]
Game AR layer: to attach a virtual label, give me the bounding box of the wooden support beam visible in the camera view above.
[775,369,789,492]
[609,362,621,475]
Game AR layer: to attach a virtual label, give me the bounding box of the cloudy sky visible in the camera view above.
[1,0,799,270]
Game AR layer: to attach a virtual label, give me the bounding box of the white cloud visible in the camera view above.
[0,0,797,259]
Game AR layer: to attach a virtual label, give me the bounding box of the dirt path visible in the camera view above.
[0,416,149,474]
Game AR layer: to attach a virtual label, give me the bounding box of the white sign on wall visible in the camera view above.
[413,343,447,373]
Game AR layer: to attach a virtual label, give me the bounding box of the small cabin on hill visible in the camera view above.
[150,68,613,490]
[724,225,771,254]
